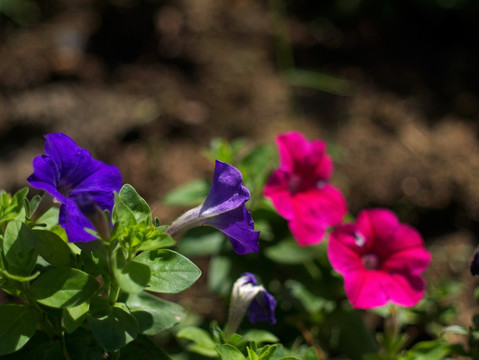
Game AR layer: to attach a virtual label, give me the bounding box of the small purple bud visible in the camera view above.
[224,273,276,336]
[471,248,479,276]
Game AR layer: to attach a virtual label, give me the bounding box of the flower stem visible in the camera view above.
[106,242,120,305]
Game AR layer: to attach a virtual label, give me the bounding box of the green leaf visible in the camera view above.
[208,255,232,295]
[177,230,225,257]
[333,305,377,360]
[441,325,469,335]
[135,250,201,293]
[31,268,100,308]
[87,304,139,351]
[3,220,38,276]
[257,345,278,360]
[63,302,90,333]
[401,340,451,360]
[265,238,323,264]
[215,344,247,360]
[0,304,37,355]
[136,231,175,252]
[0,188,28,225]
[286,280,335,314]
[162,179,210,206]
[240,145,274,193]
[243,330,279,344]
[113,193,136,228]
[124,291,186,335]
[119,184,152,224]
[247,347,259,360]
[33,230,74,267]
[302,347,320,360]
[113,249,150,294]
[177,326,217,358]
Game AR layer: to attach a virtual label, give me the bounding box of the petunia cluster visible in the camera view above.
[265,131,431,309]
[28,134,260,256]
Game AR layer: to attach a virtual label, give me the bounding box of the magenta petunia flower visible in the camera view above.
[264,131,347,246]
[328,208,431,309]
[27,133,122,242]
[166,160,259,255]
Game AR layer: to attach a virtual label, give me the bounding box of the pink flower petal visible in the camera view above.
[381,247,431,275]
[328,224,365,274]
[289,186,347,246]
[344,270,390,309]
[384,273,426,307]
[277,131,318,172]
[355,208,399,244]
[310,141,333,180]
[263,169,294,219]
[374,224,426,259]
[330,208,430,309]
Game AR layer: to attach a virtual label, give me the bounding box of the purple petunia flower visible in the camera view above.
[27,133,122,242]
[166,160,259,255]
[328,208,431,309]
[225,273,276,336]
[264,131,347,246]
[239,273,277,324]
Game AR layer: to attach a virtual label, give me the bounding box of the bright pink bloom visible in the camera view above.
[328,208,431,309]
[264,131,347,246]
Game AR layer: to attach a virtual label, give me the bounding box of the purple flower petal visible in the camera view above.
[27,133,122,242]
[60,198,97,242]
[204,206,259,255]
[167,160,259,255]
[201,160,251,217]
[247,289,277,324]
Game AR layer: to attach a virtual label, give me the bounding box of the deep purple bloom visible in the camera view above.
[167,160,259,255]
[27,133,122,242]
[225,273,276,335]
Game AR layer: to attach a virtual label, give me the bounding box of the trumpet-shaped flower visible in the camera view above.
[264,131,347,246]
[27,133,122,242]
[328,208,431,309]
[167,160,259,255]
[225,273,276,335]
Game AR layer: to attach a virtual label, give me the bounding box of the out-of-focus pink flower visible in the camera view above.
[264,131,347,246]
[328,208,431,309]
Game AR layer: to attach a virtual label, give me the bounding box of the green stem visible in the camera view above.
[106,242,120,305]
